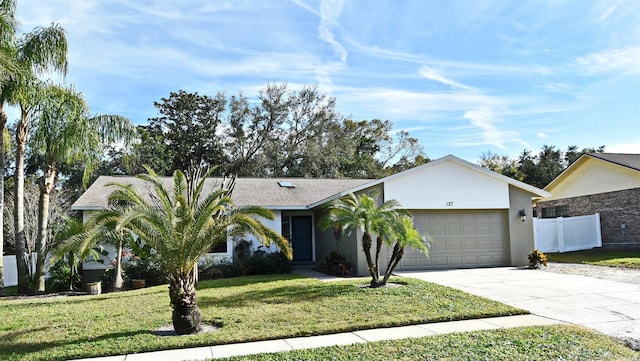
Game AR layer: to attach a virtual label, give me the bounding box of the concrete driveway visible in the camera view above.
[397,267,640,347]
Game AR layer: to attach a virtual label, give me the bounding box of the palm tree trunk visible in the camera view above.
[0,108,6,295]
[35,165,56,292]
[14,110,29,294]
[169,272,202,335]
[113,241,123,290]
[374,235,383,277]
[362,233,381,287]
[382,241,404,285]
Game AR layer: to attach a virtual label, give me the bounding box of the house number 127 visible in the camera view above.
[445,201,454,206]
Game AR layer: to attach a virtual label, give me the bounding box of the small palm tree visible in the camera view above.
[321,190,426,287]
[381,216,427,285]
[83,166,292,334]
[50,217,103,291]
[55,215,133,291]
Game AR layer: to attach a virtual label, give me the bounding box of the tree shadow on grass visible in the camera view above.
[0,329,157,361]
[196,273,306,290]
[197,280,367,309]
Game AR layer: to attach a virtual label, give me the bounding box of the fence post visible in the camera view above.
[595,213,602,247]
[557,217,565,252]
[533,218,539,249]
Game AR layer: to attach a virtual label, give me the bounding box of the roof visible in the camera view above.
[587,153,640,172]
[544,153,640,191]
[72,155,550,212]
[306,155,549,208]
[71,176,373,211]
[382,155,551,196]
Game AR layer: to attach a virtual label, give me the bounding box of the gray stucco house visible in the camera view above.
[72,155,549,275]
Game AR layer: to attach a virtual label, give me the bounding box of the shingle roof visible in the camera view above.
[588,153,640,172]
[71,176,374,211]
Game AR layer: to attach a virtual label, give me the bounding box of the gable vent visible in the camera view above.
[278,181,295,188]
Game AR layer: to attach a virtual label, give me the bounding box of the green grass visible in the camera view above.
[0,286,17,295]
[548,249,640,268]
[0,274,525,361]
[216,325,640,361]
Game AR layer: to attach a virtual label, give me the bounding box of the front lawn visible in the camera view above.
[0,274,525,361]
[217,325,640,361]
[548,249,640,268]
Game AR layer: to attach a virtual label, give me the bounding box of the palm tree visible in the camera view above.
[0,18,67,293]
[31,83,133,292]
[50,217,97,291]
[55,210,134,292]
[0,0,18,296]
[82,166,292,334]
[321,190,426,287]
[381,216,427,285]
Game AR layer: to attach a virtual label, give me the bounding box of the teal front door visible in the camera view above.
[291,215,313,262]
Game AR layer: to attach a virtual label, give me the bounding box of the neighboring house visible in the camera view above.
[71,155,549,276]
[536,153,640,248]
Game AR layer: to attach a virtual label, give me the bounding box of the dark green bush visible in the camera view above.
[317,250,352,276]
[46,259,80,292]
[123,257,166,286]
[197,244,292,281]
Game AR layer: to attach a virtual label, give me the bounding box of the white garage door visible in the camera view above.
[391,210,508,269]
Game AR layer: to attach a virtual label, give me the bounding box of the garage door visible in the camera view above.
[391,210,508,269]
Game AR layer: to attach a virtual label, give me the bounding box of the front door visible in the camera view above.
[291,215,313,262]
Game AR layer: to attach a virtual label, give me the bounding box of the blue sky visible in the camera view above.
[14,0,640,162]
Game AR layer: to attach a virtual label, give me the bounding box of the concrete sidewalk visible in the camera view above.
[74,314,560,361]
[397,267,640,347]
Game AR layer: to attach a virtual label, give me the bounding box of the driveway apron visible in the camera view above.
[397,267,640,345]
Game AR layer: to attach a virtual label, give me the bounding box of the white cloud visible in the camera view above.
[418,66,474,91]
[537,133,548,138]
[319,0,347,63]
[575,46,640,75]
[349,42,552,75]
[600,0,622,21]
[461,107,527,150]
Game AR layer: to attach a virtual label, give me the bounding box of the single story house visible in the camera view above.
[536,153,640,248]
[72,155,549,276]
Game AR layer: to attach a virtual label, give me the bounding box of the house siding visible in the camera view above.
[536,188,640,248]
[507,185,534,266]
[313,208,359,274]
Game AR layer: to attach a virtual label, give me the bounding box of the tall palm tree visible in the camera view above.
[0,0,17,296]
[321,190,426,287]
[12,75,45,293]
[80,167,292,334]
[31,83,134,292]
[0,18,67,293]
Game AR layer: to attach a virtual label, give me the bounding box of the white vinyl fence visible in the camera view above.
[533,213,602,253]
[2,253,37,287]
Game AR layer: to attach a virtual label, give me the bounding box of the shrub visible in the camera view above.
[528,249,548,268]
[123,257,166,286]
[197,243,292,281]
[46,259,80,292]
[197,257,227,281]
[317,251,352,276]
[100,267,115,291]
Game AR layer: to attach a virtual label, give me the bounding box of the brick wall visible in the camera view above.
[536,187,640,248]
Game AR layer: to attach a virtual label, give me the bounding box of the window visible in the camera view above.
[278,181,295,188]
[209,242,227,253]
[541,205,570,218]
